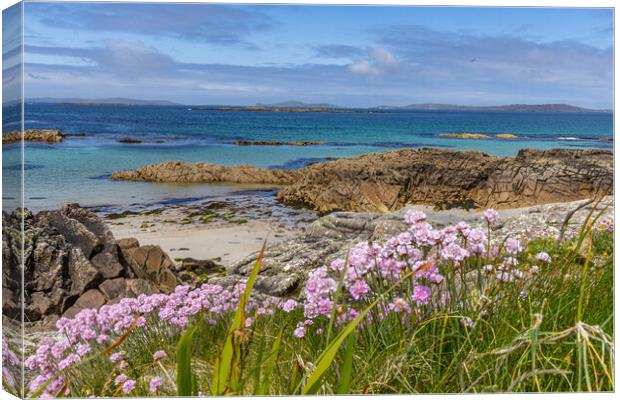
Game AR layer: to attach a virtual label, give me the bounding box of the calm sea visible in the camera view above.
[2,103,613,212]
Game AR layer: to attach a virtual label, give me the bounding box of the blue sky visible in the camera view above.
[10,3,614,107]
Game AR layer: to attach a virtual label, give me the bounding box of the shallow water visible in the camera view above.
[2,103,613,212]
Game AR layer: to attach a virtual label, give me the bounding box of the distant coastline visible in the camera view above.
[14,98,610,113]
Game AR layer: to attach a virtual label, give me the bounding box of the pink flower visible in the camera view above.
[504,238,522,255]
[440,243,469,262]
[349,280,370,300]
[535,252,551,263]
[293,326,306,338]
[412,285,432,305]
[122,380,135,394]
[152,350,167,362]
[389,298,411,313]
[483,208,499,224]
[114,374,127,385]
[149,377,162,393]
[281,299,298,312]
[109,352,123,363]
[404,209,426,225]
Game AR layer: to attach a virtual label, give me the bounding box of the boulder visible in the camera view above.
[177,257,219,275]
[2,205,177,322]
[111,148,612,213]
[62,289,106,319]
[116,237,140,250]
[111,160,298,185]
[2,129,64,145]
[121,245,177,293]
[99,278,127,302]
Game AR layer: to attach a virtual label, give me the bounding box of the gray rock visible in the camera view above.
[2,205,179,322]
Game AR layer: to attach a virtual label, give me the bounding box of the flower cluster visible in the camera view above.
[298,208,542,335]
[24,283,298,397]
[23,206,590,395]
[596,218,614,233]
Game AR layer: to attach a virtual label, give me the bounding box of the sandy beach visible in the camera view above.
[103,193,316,265]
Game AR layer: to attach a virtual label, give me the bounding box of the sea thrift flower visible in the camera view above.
[153,350,167,361]
[535,252,552,263]
[114,374,127,385]
[405,209,426,225]
[281,299,298,312]
[119,361,129,370]
[76,343,91,357]
[122,380,136,394]
[483,208,499,224]
[504,238,522,255]
[389,298,411,313]
[530,265,540,274]
[109,352,123,363]
[293,325,306,338]
[149,377,163,393]
[349,280,370,300]
[441,243,469,262]
[413,285,432,305]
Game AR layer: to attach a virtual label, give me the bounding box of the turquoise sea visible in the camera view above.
[2,103,614,212]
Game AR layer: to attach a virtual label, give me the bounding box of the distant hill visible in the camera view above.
[27,97,183,106]
[256,101,339,109]
[374,103,607,113]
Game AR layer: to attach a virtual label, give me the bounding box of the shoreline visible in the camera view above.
[110,147,613,213]
[104,192,317,265]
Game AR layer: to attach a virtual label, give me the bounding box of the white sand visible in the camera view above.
[107,209,300,265]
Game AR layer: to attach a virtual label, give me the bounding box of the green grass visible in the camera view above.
[29,228,614,397]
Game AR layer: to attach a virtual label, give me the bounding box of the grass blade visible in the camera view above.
[212,239,267,395]
[177,322,200,396]
[336,332,355,394]
[302,269,416,394]
[256,328,283,395]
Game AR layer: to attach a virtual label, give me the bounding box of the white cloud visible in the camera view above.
[348,47,398,76]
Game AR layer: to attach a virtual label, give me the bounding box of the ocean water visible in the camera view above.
[2,103,614,212]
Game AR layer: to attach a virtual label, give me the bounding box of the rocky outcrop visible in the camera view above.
[222,196,614,297]
[111,160,299,184]
[277,148,612,212]
[111,148,612,213]
[2,129,64,145]
[1,205,177,323]
[437,133,522,139]
[233,140,325,146]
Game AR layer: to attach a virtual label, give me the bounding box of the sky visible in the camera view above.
[4,2,614,107]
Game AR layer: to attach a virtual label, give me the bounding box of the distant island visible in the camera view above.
[255,101,339,109]
[373,103,609,113]
[18,98,609,113]
[26,97,182,106]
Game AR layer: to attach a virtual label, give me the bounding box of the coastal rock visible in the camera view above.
[233,140,325,146]
[2,129,64,145]
[112,148,612,213]
[177,257,219,274]
[224,196,614,297]
[121,245,178,293]
[111,160,299,185]
[118,138,143,144]
[62,289,106,319]
[436,133,522,139]
[1,205,178,321]
[116,237,140,250]
[277,148,612,212]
